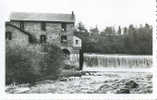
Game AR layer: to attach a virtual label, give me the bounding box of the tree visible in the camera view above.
[124,25,137,52]
[101,27,116,36]
[74,22,152,55]
[117,26,121,35]
[77,22,88,33]
[123,27,128,35]
[74,22,89,37]
[123,24,152,54]
[90,25,99,36]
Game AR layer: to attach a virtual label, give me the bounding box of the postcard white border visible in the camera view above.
[0,0,157,100]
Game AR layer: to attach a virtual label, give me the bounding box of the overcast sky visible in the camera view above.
[0,0,155,30]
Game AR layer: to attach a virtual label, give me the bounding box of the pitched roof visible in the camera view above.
[10,12,75,23]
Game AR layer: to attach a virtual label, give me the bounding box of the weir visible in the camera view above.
[83,54,152,68]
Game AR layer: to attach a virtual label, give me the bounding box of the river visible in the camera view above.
[6,54,153,94]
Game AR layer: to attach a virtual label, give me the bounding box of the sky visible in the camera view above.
[0,0,155,31]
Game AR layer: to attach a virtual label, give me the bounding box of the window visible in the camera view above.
[75,40,79,45]
[20,22,24,30]
[61,35,67,43]
[61,23,66,31]
[41,22,46,31]
[6,32,12,40]
[40,35,46,43]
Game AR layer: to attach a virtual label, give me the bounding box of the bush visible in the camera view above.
[39,44,64,80]
[6,45,38,85]
[6,44,65,85]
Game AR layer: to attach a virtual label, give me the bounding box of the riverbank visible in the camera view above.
[6,70,152,94]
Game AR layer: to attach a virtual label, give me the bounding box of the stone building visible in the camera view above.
[6,12,82,60]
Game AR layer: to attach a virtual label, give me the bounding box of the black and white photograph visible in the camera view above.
[0,0,156,97]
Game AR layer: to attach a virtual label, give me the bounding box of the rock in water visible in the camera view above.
[125,80,139,89]
[116,88,130,94]
[59,78,67,81]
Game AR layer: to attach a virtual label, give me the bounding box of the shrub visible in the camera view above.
[6,45,38,85]
[40,44,64,80]
[6,44,65,85]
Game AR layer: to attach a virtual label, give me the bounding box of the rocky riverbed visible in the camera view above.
[6,71,152,94]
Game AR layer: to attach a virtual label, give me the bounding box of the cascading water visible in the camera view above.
[7,53,153,94]
[84,54,152,69]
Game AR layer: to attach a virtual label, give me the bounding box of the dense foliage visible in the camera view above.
[6,44,64,85]
[74,23,152,55]
[39,44,64,79]
[6,45,37,85]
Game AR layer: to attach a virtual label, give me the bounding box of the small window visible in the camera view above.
[40,35,46,43]
[20,22,24,30]
[6,32,12,40]
[76,40,79,45]
[61,23,66,31]
[41,22,46,31]
[61,35,67,43]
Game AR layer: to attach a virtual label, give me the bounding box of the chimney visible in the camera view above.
[72,11,75,18]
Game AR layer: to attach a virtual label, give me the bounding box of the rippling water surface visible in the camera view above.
[6,54,153,94]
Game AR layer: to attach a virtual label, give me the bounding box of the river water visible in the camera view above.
[6,54,153,94]
[83,54,152,69]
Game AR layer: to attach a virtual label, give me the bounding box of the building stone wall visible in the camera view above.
[8,21,74,49]
[6,25,29,47]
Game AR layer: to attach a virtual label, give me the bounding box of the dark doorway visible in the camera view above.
[62,49,70,59]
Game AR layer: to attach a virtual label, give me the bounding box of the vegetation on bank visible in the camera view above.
[6,44,64,85]
[74,23,152,55]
